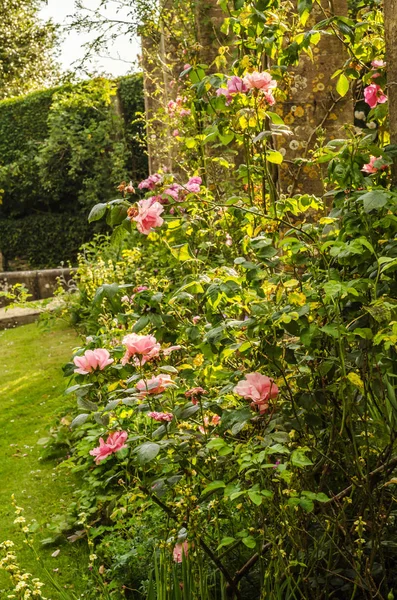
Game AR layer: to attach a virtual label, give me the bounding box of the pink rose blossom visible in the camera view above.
[73,349,113,375]
[180,108,191,117]
[183,63,191,71]
[172,129,180,137]
[228,76,248,94]
[234,372,279,414]
[361,155,387,174]
[192,316,201,325]
[263,91,276,106]
[163,183,183,201]
[121,333,161,365]
[199,414,221,434]
[148,411,174,422]
[173,541,189,563]
[216,87,233,105]
[162,345,182,356]
[185,387,207,405]
[243,71,277,92]
[136,374,174,395]
[364,84,388,108]
[138,173,162,190]
[89,431,128,464]
[134,285,149,293]
[133,198,164,235]
[186,176,202,193]
[371,59,385,68]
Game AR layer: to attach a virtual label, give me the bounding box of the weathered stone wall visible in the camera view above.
[0,268,76,308]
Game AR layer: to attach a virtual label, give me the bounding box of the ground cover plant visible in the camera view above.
[4,0,397,598]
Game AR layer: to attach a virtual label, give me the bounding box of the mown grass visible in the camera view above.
[0,321,89,598]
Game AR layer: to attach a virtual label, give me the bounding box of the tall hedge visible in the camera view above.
[0,74,148,269]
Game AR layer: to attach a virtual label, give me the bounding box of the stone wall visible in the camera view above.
[0,268,76,308]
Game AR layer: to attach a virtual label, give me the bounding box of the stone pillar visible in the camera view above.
[277,0,353,196]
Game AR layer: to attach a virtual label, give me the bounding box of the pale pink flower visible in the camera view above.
[173,541,189,563]
[163,183,183,201]
[185,387,207,405]
[121,333,161,365]
[89,431,128,464]
[138,173,162,190]
[263,91,276,106]
[73,349,113,375]
[148,411,174,422]
[192,316,201,325]
[180,108,191,117]
[225,233,233,246]
[172,129,180,137]
[243,71,277,92]
[364,84,388,108]
[133,199,164,235]
[234,372,279,414]
[216,87,233,104]
[134,285,149,293]
[183,63,191,71]
[162,345,182,356]
[361,155,387,174]
[136,374,174,395]
[371,59,385,68]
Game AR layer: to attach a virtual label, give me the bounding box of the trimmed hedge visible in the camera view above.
[0,214,104,270]
[0,75,147,219]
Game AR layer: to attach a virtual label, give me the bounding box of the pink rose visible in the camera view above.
[173,541,189,563]
[180,108,191,117]
[371,59,385,68]
[133,198,164,235]
[163,183,183,201]
[243,71,277,92]
[148,411,174,422]
[364,84,388,108]
[227,76,248,94]
[121,333,161,365]
[361,155,387,174]
[73,349,113,375]
[186,176,202,194]
[216,87,233,105]
[198,414,221,434]
[183,63,191,71]
[89,431,128,464]
[234,372,279,414]
[136,374,174,395]
[138,173,162,190]
[162,345,182,356]
[172,129,180,137]
[192,316,201,325]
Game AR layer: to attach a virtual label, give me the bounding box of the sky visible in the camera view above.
[40,0,140,77]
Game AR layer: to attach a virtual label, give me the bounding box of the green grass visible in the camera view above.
[0,321,89,598]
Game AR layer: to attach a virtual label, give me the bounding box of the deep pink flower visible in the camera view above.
[228,76,248,94]
[243,71,277,92]
[234,372,279,414]
[173,541,189,563]
[148,411,174,422]
[89,431,128,464]
[186,176,202,193]
[136,374,174,395]
[133,198,164,235]
[361,155,387,174]
[121,333,161,365]
[73,349,113,375]
[138,173,162,190]
[364,84,388,108]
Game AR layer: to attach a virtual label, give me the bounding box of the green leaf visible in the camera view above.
[201,480,226,495]
[336,73,349,97]
[217,537,236,551]
[88,202,107,223]
[242,536,256,549]
[360,190,388,213]
[291,449,313,467]
[169,243,194,261]
[267,111,284,125]
[71,413,89,428]
[77,398,98,412]
[135,442,160,465]
[247,490,263,505]
[266,149,283,164]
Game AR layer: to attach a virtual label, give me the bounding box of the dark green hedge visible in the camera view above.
[0,214,104,270]
[0,75,147,219]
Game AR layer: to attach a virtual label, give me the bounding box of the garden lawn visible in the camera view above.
[0,321,88,598]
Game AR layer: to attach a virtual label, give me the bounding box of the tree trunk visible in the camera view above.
[384,0,397,187]
[277,0,353,196]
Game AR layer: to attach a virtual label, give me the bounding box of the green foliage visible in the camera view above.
[0,75,147,218]
[0,214,100,269]
[0,0,58,100]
